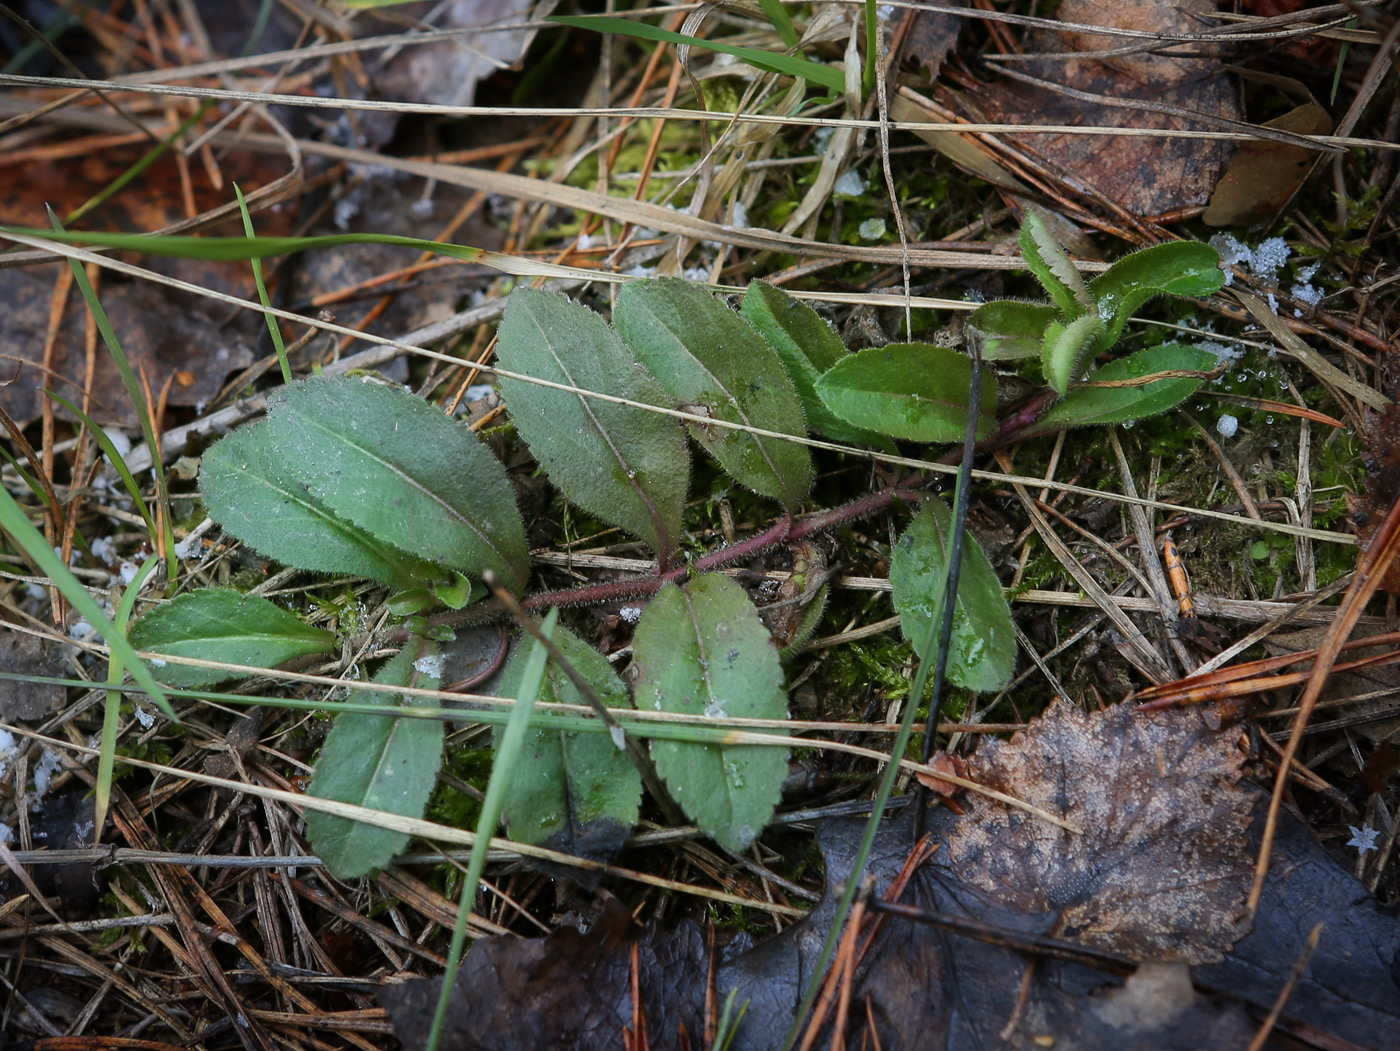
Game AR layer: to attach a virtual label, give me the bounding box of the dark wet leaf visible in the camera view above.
[493,624,641,861]
[496,287,690,562]
[902,0,964,81]
[381,700,1400,1051]
[1204,103,1332,227]
[1347,403,1400,596]
[972,0,1241,217]
[129,588,335,688]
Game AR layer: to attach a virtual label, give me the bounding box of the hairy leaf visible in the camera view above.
[815,343,998,442]
[613,278,812,511]
[1028,344,1218,432]
[964,300,1059,361]
[129,588,334,688]
[890,499,1015,693]
[261,375,529,591]
[738,282,890,446]
[496,288,689,563]
[200,425,442,589]
[494,624,641,859]
[1041,314,1107,396]
[1090,241,1224,350]
[1020,207,1094,319]
[632,575,789,852]
[306,639,444,879]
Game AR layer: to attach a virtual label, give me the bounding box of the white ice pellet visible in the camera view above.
[413,654,445,679]
[1216,414,1239,438]
[619,606,643,624]
[833,169,867,198]
[119,561,140,585]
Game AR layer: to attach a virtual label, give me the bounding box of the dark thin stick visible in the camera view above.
[914,334,985,839]
[483,571,684,826]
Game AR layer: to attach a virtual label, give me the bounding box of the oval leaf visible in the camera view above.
[613,278,812,511]
[1028,344,1218,433]
[200,425,442,589]
[129,588,334,688]
[1090,241,1224,350]
[632,574,789,853]
[261,375,529,591]
[739,282,890,446]
[306,639,444,879]
[890,499,1015,693]
[496,288,689,563]
[965,300,1059,361]
[815,343,998,442]
[1041,314,1106,396]
[494,624,642,859]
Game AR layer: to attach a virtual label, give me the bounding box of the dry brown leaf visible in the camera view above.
[972,0,1240,217]
[944,698,1254,963]
[1204,102,1332,226]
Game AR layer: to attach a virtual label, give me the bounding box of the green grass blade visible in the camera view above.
[43,390,160,542]
[548,15,845,94]
[426,609,559,1051]
[97,555,161,836]
[758,0,800,50]
[0,488,172,718]
[1,225,489,264]
[50,211,178,586]
[235,183,291,384]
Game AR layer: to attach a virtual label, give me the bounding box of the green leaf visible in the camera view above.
[496,288,690,562]
[547,15,845,94]
[306,638,445,879]
[1019,207,1094,320]
[1089,241,1225,350]
[261,375,529,591]
[614,278,812,511]
[632,574,789,853]
[739,282,891,447]
[815,343,998,443]
[129,588,335,688]
[493,624,641,859]
[1041,314,1106,396]
[889,499,1015,693]
[1026,344,1218,432]
[200,425,441,590]
[964,300,1060,361]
